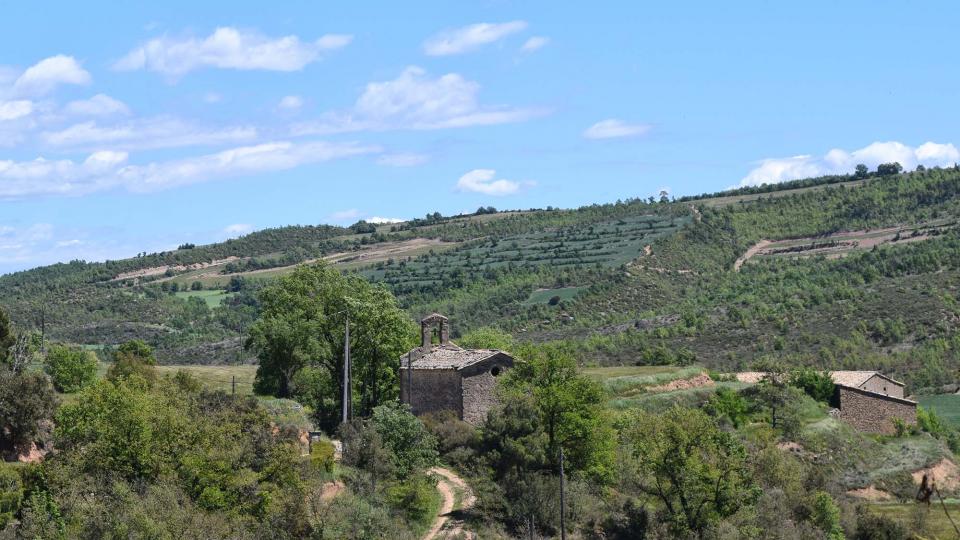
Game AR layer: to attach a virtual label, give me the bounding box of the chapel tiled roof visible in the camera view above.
[400,344,506,370]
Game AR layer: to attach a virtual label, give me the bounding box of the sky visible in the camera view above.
[1,1,959,274]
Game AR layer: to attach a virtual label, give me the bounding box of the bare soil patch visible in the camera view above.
[847,485,893,501]
[912,458,960,492]
[647,372,714,393]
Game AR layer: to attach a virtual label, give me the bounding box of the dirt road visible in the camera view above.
[423,467,475,540]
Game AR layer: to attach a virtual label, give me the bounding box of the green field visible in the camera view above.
[869,502,960,538]
[156,364,258,394]
[174,289,236,307]
[919,394,960,428]
[523,286,583,305]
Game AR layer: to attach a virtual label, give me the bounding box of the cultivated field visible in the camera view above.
[156,363,258,394]
[735,220,957,270]
[698,179,867,208]
[919,394,960,428]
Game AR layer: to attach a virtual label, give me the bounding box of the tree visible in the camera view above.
[0,307,15,364]
[502,345,614,481]
[876,162,903,176]
[789,368,835,403]
[44,344,98,393]
[624,407,759,537]
[106,340,158,385]
[247,264,415,429]
[0,370,58,457]
[369,402,438,478]
[810,491,844,540]
[854,163,869,178]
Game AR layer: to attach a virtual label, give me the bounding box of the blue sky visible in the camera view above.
[1,1,959,274]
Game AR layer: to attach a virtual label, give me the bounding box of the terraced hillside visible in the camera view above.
[5,165,960,392]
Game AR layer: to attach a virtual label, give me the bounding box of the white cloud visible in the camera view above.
[377,152,429,167]
[583,119,651,139]
[0,140,379,198]
[739,140,960,187]
[277,95,304,110]
[224,223,254,237]
[294,66,544,135]
[0,100,32,121]
[13,55,91,96]
[455,168,525,196]
[55,239,82,248]
[521,36,549,52]
[203,92,222,103]
[115,27,352,77]
[329,209,362,222]
[64,94,131,116]
[424,21,527,56]
[368,216,404,224]
[42,117,257,150]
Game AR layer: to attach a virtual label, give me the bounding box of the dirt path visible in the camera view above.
[423,467,475,540]
[733,239,771,271]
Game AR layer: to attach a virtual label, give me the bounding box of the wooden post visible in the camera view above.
[559,446,566,540]
[342,317,350,424]
[232,375,236,395]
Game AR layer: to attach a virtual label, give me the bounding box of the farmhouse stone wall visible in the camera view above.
[859,375,904,398]
[459,355,513,424]
[401,369,461,419]
[836,385,916,434]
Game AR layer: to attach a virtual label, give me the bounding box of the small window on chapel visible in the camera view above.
[491,367,502,377]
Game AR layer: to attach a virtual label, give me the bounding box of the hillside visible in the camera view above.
[4,167,960,390]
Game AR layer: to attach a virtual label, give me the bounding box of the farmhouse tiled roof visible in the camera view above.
[401,344,505,370]
[829,370,905,388]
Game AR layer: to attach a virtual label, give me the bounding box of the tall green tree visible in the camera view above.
[0,370,58,458]
[247,264,415,428]
[502,344,614,481]
[624,407,759,538]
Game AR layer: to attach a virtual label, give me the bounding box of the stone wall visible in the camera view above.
[837,385,916,434]
[401,369,462,419]
[859,375,904,398]
[460,354,513,425]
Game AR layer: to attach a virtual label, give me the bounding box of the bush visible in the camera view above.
[917,406,947,438]
[310,439,336,474]
[385,474,439,528]
[0,465,23,529]
[854,507,907,539]
[789,368,835,403]
[44,345,98,393]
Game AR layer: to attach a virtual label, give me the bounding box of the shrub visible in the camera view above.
[917,406,947,438]
[854,507,907,540]
[810,491,844,540]
[44,345,98,393]
[0,465,23,529]
[310,439,336,474]
[385,474,439,528]
[789,368,835,403]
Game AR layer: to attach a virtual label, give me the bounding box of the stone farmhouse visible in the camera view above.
[736,370,917,434]
[399,314,515,425]
[829,371,916,434]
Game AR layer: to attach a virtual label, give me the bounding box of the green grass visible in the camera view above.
[584,365,705,398]
[608,381,747,412]
[919,394,960,428]
[156,364,257,394]
[523,286,583,305]
[869,502,960,538]
[174,289,236,307]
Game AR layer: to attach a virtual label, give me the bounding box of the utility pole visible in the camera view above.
[559,446,567,540]
[342,316,350,424]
